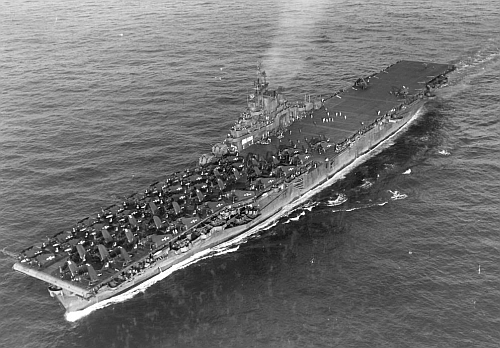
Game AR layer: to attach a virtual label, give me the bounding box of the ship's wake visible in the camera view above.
[331,200,388,213]
[443,45,500,98]
[65,244,241,322]
[281,200,320,224]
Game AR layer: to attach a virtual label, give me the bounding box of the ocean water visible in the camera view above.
[1,0,499,347]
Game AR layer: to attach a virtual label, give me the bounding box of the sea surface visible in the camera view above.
[1,0,499,347]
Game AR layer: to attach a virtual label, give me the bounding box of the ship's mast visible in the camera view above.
[254,63,269,107]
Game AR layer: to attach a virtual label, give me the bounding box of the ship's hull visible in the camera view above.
[51,99,425,313]
[13,60,455,317]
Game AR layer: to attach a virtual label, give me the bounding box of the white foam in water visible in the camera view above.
[336,201,388,213]
[388,190,408,200]
[283,211,306,224]
[65,244,241,322]
[66,106,424,321]
[326,193,347,207]
[279,200,319,224]
[290,211,306,221]
[302,202,319,212]
[359,179,374,189]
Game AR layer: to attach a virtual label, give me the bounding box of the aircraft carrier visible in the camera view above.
[13,60,455,315]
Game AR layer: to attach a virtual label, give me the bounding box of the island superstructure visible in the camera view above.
[13,60,455,313]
